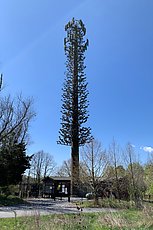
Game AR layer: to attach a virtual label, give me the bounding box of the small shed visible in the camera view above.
[42,176,71,201]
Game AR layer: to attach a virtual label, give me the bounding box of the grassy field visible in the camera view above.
[0,208,153,230]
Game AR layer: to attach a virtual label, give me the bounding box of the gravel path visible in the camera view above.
[0,198,116,218]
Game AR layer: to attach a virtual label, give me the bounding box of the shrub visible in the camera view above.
[0,194,25,206]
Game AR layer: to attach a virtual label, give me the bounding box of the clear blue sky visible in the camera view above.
[0,0,153,165]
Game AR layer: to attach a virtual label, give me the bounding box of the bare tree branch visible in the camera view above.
[0,94,35,144]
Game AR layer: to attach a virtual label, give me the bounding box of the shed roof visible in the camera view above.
[43,176,71,182]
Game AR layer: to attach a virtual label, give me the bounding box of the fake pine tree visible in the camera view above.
[58,18,91,195]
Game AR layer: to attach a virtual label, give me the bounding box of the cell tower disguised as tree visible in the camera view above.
[58,18,91,195]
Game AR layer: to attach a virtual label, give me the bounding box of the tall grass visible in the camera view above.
[75,197,136,209]
[1,206,153,230]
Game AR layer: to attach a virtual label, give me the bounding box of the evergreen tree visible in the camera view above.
[0,141,32,187]
[58,18,91,195]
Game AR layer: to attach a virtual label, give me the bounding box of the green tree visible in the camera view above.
[127,162,146,200]
[103,165,126,179]
[103,165,115,179]
[144,162,153,195]
[124,143,146,208]
[58,18,91,195]
[0,141,32,187]
[103,164,127,200]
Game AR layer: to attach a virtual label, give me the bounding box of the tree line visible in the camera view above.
[57,139,153,208]
[15,138,153,209]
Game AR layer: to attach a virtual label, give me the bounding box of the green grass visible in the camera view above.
[0,197,153,229]
[0,208,153,230]
[75,198,136,209]
[0,194,26,206]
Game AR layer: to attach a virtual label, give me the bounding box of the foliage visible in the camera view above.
[103,165,126,179]
[123,143,146,208]
[0,185,19,196]
[58,18,91,146]
[144,162,153,195]
[0,194,25,206]
[147,183,153,195]
[0,142,32,187]
[78,198,135,209]
[58,18,91,195]
[127,162,146,196]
